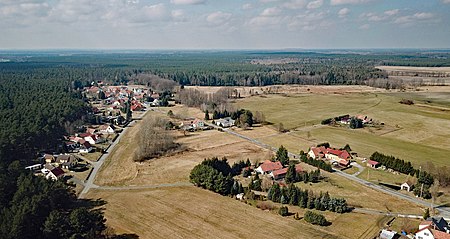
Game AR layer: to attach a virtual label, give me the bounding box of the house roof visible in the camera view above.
[367,160,380,166]
[416,226,450,239]
[271,165,303,177]
[193,119,204,125]
[327,149,351,160]
[380,229,397,239]
[50,167,65,177]
[258,160,283,173]
[431,217,450,232]
[310,146,327,157]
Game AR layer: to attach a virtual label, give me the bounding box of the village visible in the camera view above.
[21,81,450,239]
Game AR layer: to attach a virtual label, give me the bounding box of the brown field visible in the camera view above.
[187,84,385,98]
[88,187,345,239]
[377,66,450,73]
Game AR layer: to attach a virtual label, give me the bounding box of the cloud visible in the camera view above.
[338,8,350,18]
[442,0,450,3]
[384,9,399,16]
[283,0,307,9]
[331,0,372,5]
[206,11,231,25]
[359,24,370,29]
[170,0,206,5]
[287,11,330,31]
[242,3,252,10]
[261,7,281,16]
[307,0,323,9]
[394,12,436,25]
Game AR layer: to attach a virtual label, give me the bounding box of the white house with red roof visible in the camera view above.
[416,218,450,239]
[308,146,352,167]
[367,160,380,168]
[270,164,303,180]
[255,160,283,175]
[99,124,115,134]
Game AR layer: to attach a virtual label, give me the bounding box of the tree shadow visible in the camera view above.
[109,233,140,239]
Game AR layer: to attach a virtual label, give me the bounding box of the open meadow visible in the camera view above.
[235,89,450,167]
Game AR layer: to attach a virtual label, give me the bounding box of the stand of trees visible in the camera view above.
[134,115,179,162]
[189,157,244,196]
[304,211,329,226]
[285,165,321,184]
[267,184,348,213]
[299,152,333,172]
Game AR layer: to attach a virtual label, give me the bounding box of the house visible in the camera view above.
[56,154,77,169]
[236,193,245,200]
[325,149,352,162]
[308,146,352,163]
[416,226,450,239]
[270,164,303,180]
[25,164,42,171]
[401,181,414,192]
[308,146,327,159]
[379,229,399,239]
[99,124,115,134]
[80,141,93,153]
[215,117,235,128]
[255,160,283,175]
[45,167,65,181]
[416,218,450,239]
[81,133,104,145]
[192,119,205,129]
[86,127,98,134]
[131,103,143,111]
[44,154,55,163]
[367,160,380,168]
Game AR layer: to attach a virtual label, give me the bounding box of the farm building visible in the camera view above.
[255,160,283,175]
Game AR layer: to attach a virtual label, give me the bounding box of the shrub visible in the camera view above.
[304,211,328,226]
[278,206,289,216]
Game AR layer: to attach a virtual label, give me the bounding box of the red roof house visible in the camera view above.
[255,160,283,174]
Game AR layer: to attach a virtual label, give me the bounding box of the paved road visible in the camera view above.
[350,162,365,176]
[78,110,151,198]
[206,122,450,218]
[353,208,422,219]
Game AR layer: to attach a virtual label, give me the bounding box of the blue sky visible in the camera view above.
[1,0,449,49]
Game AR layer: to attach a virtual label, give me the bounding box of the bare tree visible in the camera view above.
[134,115,179,162]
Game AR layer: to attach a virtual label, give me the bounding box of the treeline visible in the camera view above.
[299,152,333,172]
[370,152,434,198]
[0,161,109,239]
[267,184,348,213]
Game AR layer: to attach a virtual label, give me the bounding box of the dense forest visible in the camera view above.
[0,161,108,239]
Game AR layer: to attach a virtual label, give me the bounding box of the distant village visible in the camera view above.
[24,83,163,182]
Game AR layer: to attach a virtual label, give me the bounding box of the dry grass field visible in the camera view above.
[376,66,450,73]
[235,92,450,167]
[187,84,384,98]
[87,187,346,239]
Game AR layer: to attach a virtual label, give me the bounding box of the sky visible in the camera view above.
[1,0,450,49]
